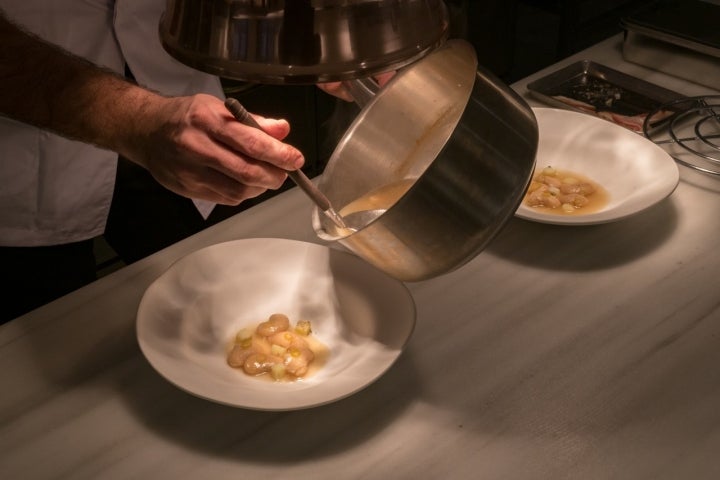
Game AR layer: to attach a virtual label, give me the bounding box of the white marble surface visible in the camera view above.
[2,35,720,479]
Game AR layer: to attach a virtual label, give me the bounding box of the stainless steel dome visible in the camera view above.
[159,0,449,84]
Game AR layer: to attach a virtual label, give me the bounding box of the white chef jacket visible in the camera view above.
[0,0,222,247]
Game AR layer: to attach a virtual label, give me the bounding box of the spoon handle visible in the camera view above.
[224,97,338,216]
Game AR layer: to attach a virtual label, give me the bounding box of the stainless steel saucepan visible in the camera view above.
[312,39,538,282]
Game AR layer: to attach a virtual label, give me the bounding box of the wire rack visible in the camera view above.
[643,95,720,176]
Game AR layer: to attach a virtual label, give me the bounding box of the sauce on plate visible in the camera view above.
[523,166,608,215]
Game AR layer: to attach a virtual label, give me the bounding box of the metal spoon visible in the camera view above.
[322,208,387,237]
[224,98,348,230]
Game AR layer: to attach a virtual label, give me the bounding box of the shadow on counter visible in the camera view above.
[486,196,679,271]
[118,346,424,464]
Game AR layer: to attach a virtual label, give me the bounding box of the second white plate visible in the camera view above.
[515,107,679,225]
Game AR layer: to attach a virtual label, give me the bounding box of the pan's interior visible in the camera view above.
[315,40,478,233]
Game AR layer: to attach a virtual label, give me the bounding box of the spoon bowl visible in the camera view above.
[322,209,387,238]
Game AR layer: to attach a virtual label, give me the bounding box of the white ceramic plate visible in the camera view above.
[515,107,679,225]
[136,238,415,411]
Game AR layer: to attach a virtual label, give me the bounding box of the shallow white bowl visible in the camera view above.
[136,238,416,411]
[515,107,679,225]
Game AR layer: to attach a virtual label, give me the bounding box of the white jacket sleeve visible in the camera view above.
[114,0,226,218]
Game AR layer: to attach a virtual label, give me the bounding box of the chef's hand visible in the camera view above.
[0,11,303,206]
[316,82,354,102]
[122,93,304,205]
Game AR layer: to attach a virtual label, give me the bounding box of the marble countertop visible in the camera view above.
[2,35,720,479]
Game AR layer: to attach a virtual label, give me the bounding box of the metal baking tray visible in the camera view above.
[527,60,686,132]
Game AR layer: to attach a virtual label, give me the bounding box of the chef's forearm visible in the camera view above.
[0,10,162,160]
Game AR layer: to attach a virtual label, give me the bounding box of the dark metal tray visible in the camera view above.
[527,60,686,131]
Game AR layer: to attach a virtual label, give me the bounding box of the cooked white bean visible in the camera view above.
[536,174,562,187]
[269,330,309,349]
[256,313,290,336]
[243,353,283,376]
[526,188,561,209]
[560,182,595,196]
[227,344,253,368]
[559,193,589,207]
[283,347,315,377]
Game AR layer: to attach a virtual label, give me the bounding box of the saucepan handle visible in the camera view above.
[343,77,381,109]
